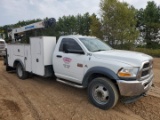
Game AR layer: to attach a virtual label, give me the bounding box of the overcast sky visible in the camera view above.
[0,0,160,26]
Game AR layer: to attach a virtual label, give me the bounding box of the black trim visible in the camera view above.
[57,78,83,86]
[82,67,119,87]
[121,93,146,104]
[5,49,8,65]
[44,65,54,77]
[14,59,25,70]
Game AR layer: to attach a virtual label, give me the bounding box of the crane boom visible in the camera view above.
[8,18,56,42]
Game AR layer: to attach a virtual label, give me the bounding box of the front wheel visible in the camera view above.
[16,63,28,80]
[88,77,119,110]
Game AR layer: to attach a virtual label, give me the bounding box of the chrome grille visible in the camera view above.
[143,62,150,69]
[141,60,153,80]
[142,70,149,77]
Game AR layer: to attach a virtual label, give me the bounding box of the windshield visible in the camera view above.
[79,37,112,52]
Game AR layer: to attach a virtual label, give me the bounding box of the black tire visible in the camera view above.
[3,56,6,65]
[88,77,119,110]
[5,59,15,71]
[5,57,14,71]
[16,63,28,80]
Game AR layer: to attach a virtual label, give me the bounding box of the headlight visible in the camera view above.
[118,67,139,78]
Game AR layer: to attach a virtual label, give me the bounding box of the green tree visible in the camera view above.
[1,13,93,41]
[83,12,91,35]
[100,0,139,49]
[75,13,91,35]
[56,13,91,36]
[143,1,160,49]
[136,8,144,27]
[90,14,103,39]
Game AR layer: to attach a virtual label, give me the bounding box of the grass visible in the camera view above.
[133,48,160,57]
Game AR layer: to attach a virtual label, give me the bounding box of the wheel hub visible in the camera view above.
[93,85,109,104]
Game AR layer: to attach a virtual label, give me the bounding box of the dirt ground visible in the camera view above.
[0,58,159,120]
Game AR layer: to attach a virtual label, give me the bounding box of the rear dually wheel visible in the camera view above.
[16,63,28,80]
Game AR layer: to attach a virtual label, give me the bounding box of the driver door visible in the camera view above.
[53,38,87,83]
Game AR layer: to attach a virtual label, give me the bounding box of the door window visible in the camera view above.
[59,38,83,52]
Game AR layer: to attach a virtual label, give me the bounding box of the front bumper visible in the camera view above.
[117,74,153,96]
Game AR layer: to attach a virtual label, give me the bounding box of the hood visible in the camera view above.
[92,50,153,67]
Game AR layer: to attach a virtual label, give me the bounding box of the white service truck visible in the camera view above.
[6,35,154,110]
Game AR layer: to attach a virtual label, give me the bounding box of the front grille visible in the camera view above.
[143,63,150,69]
[142,70,149,76]
[141,61,153,78]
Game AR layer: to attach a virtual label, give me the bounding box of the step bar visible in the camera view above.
[56,79,84,88]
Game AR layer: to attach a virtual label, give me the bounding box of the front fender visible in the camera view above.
[82,67,119,87]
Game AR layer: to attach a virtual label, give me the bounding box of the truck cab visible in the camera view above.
[53,35,153,109]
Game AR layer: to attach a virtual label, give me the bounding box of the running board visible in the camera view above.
[56,79,84,88]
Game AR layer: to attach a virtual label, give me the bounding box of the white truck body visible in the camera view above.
[7,36,56,76]
[6,35,154,110]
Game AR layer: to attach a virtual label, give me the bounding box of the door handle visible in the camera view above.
[56,55,62,58]
[36,58,39,62]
